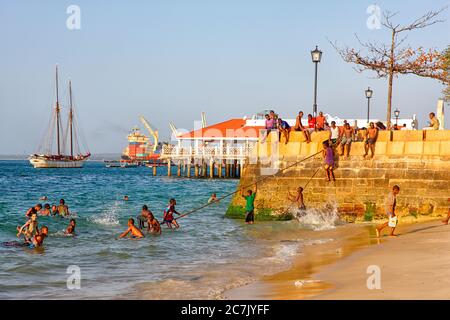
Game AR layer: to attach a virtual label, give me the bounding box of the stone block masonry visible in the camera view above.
[227,130,450,221]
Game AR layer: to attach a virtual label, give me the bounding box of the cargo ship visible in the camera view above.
[119,116,161,164]
[29,66,90,168]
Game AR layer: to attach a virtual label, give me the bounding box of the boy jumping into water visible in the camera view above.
[163,199,181,229]
[241,183,257,224]
[287,187,306,211]
[119,218,144,239]
[376,185,400,237]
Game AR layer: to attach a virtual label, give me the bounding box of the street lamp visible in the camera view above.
[311,46,322,130]
[365,87,373,125]
[394,108,400,126]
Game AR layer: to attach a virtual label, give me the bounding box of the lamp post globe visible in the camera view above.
[311,46,322,130]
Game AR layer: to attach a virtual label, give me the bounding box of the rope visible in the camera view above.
[175,150,323,220]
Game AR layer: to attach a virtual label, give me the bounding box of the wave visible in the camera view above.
[88,201,121,226]
[289,202,341,231]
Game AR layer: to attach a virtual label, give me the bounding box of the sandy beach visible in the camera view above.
[225,219,450,300]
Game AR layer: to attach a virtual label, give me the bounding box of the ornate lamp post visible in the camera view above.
[394,108,400,126]
[311,46,322,130]
[365,87,373,125]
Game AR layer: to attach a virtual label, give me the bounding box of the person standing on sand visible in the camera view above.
[241,183,257,224]
[364,122,378,159]
[376,185,400,237]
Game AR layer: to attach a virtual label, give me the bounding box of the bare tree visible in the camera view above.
[331,7,449,128]
[443,45,450,101]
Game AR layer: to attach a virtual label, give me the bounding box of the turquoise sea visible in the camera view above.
[0,160,339,299]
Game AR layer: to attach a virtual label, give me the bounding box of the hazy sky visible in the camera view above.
[1,0,449,154]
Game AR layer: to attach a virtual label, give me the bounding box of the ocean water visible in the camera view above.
[0,160,341,299]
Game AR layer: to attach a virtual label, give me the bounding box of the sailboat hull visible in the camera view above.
[29,157,87,168]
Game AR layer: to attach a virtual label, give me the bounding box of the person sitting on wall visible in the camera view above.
[260,113,274,144]
[316,111,326,131]
[277,118,291,144]
[364,122,378,159]
[294,111,311,143]
[307,114,316,134]
[424,112,440,130]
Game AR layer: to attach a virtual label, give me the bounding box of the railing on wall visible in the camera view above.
[161,144,255,160]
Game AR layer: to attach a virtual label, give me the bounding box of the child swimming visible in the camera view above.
[17,212,39,242]
[162,199,181,229]
[137,205,153,229]
[25,204,42,218]
[147,215,161,235]
[57,199,70,217]
[29,226,48,248]
[40,203,51,216]
[2,226,48,249]
[119,218,144,239]
[65,219,76,235]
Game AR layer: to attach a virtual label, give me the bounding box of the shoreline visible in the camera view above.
[224,218,449,300]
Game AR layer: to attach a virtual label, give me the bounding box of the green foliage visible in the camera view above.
[364,202,376,222]
[410,211,419,219]
[225,206,293,221]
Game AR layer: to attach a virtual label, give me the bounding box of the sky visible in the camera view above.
[0,0,449,154]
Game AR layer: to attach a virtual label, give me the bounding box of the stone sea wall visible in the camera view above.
[227,129,450,222]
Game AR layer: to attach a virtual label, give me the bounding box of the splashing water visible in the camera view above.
[88,201,121,226]
[291,202,341,231]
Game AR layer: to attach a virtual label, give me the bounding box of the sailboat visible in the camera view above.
[29,66,91,168]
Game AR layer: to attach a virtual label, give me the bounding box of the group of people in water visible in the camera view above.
[122,199,183,239]
[10,198,76,249]
[7,194,224,247]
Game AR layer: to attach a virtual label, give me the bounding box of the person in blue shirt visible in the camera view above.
[277,118,291,144]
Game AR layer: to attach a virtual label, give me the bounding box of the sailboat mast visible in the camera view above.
[69,81,74,158]
[55,65,61,156]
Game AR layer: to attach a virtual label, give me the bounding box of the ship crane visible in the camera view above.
[139,116,159,153]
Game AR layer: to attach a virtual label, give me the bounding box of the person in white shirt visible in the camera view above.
[329,121,340,146]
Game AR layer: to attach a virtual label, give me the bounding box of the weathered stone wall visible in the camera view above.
[227,130,450,221]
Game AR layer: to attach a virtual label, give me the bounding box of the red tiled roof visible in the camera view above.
[178,119,264,139]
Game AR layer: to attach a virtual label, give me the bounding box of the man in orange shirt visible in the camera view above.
[316,111,326,131]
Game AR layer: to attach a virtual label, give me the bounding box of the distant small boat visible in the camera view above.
[104,160,121,168]
[29,66,90,168]
[120,162,138,168]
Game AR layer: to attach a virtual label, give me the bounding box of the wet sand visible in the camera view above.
[225,219,450,300]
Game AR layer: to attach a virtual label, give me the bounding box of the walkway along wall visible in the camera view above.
[227,130,450,222]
